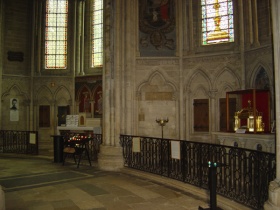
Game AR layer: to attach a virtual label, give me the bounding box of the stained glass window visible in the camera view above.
[201,0,234,45]
[45,0,68,69]
[91,0,103,68]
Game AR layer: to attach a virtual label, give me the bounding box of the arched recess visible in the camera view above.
[136,71,178,139]
[55,85,72,105]
[249,65,271,90]
[247,62,273,89]
[138,70,177,93]
[1,84,30,130]
[185,69,211,136]
[185,69,211,97]
[214,67,241,97]
[34,86,54,147]
[214,68,241,132]
[35,86,53,105]
[2,84,29,99]
[249,64,275,123]
[55,86,72,127]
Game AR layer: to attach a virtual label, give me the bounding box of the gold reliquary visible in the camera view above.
[233,100,264,132]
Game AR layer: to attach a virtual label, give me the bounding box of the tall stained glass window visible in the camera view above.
[91,0,103,68]
[201,0,234,45]
[45,0,68,69]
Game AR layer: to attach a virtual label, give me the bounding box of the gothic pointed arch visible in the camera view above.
[55,85,72,105]
[1,84,30,117]
[250,65,271,90]
[214,67,241,92]
[192,84,209,98]
[138,70,177,94]
[136,71,178,139]
[2,84,29,101]
[186,69,211,96]
[35,86,53,105]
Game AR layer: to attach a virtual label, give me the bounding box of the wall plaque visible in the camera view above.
[7,51,24,62]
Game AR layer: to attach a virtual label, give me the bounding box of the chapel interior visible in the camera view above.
[1,0,280,209]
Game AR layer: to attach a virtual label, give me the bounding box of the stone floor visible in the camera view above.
[0,154,250,210]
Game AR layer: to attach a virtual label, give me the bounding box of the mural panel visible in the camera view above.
[139,0,176,56]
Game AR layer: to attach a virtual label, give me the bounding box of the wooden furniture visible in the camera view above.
[62,135,92,168]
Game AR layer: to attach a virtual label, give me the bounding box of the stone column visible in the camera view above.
[74,0,81,75]
[79,0,85,75]
[209,89,217,143]
[98,0,124,171]
[178,0,184,139]
[251,0,260,47]
[264,0,280,209]
[238,0,246,89]
[0,0,3,128]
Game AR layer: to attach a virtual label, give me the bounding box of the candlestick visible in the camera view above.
[156,118,169,138]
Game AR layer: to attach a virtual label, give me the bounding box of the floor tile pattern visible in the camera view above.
[0,154,244,210]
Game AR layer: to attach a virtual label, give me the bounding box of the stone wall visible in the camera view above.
[0,0,275,152]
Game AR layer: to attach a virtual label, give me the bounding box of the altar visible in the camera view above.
[56,126,95,135]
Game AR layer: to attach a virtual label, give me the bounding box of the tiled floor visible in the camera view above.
[0,154,249,210]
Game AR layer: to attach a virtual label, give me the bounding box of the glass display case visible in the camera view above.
[226,89,270,133]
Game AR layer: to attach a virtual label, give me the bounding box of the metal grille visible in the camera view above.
[120,135,276,210]
[88,134,102,161]
[0,130,38,155]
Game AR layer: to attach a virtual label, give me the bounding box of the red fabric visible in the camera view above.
[160,4,169,21]
[242,92,269,132]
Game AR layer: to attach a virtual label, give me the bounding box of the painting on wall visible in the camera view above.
[75,76,102,118]
[93,85,102,118]
[139,0,176,56]
[10,98,19,121]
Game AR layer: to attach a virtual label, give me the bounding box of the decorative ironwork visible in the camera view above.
[155,117,169,138]
[88,134,102,161]
[0,130,38,155]
[120,135,276,210]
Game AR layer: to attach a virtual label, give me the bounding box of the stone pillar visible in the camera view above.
[264,0,280,209]
[251,0,260,47]
[209,89,217,143]
[0,0,3,128]
[79,0,85,75]
[75,1,84,75]
[98,0,124,171]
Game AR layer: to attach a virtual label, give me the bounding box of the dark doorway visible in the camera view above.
[57,106,70,126]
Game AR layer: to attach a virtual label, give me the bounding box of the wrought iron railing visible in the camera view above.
[88,133,102,161]
[0,130,39,155]
[120,135,276,210]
